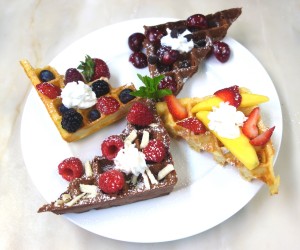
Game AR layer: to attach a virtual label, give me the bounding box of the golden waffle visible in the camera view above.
[20,60,138,142]
[156,88,279,194]
[143,8,242,95]
[38,99,177,214]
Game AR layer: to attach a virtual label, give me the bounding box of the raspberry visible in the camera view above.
[143,139,166,163]
[98,170,125,194]
[64,68,84,84]
[36,82,61,99]
[126,102,154,126]
[96,96,120,115]
[61,108,83,133]
[101,135,124,160]
[58,157,83,182]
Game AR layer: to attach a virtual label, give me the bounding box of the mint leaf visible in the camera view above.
[131,74,171,100]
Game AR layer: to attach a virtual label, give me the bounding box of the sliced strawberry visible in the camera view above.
[214,85,242,107]
[176,117,206,134]
[242,107,260,139]
[164,95,188,120]
[36,82,61,99]
[250,126,275,146]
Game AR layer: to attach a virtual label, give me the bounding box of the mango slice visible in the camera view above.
[196,111,259,170]
[191,93,269,113]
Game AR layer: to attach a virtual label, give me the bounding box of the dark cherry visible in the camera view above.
[186,14,208,30]
[128,32,146,52]
[146,27,166,44]
[156,46,179,65]
[213,41,231,63]
[129,52,148,69]
[158,76,177,94]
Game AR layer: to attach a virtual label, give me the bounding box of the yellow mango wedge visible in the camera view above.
[191,93,269,113]
[196,111,259,170]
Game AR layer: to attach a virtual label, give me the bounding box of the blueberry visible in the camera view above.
[59,104,69,115]
[91,80,110,98]
[39,70,55,82]
[119,88,136,104]
[88,109,101,121]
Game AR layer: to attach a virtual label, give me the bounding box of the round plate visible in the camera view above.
[21,18,282,243]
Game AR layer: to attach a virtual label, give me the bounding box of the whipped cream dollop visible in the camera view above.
[160,28,194,53]
[208,102,247,139]
[61,81,97,109]
[114,142,147,176]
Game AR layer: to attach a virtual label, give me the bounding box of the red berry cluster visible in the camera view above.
[128,33,148,69]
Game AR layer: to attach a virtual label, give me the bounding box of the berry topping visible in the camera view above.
[250,126,275,146]
[91,79,110,98]
[157,46,179,65]
[177,117,206,134]
[158,75,177,94]
[78,55,110,82]
[88,109,101,122]
[128,32,146,52]
[214,85,242,107]
[58,103,69,115]
[36,82,61,99]
[61,108,83,133]
[126,102,154,126]
[186,14,208,30]
[213,41,231,63]
[58,157,83,182]
[145,27,166,44]
[143,139,166,163]
[39,70,55,82]
[96,96,120,115]
[242,107,260,139]
[98,170,125,194]
[129,52,148,69]
[64,68,84,84]
[101,135,124,160]
[164,94,188,120]
[118,88,136,104]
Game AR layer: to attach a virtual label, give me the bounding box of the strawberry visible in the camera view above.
[64,68,84,84]
[36,82,61,99]
[250,126,275,146]
[126,102,154,126]
[78,55,110,82]
[176,117,206,134]
[242,107,260,139]
[58,157,83,182]
[164,94,188,120]
[98,170,125,194]
[101,135,124,160]
[143,139,166,163]
[214,85,242,107]
[96,96,120,115]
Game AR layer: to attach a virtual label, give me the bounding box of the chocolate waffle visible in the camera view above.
[156,88,279,194]
[38,99,177,214]
[143,8,242,95]
[20,60,138,142]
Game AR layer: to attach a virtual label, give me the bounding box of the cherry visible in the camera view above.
[145,27,165,44]
[157,46,179,65]
[213,41,231,63]
[186,14,208,30]
[128,32,145,52]
[129,52,148,68]
[158,76,177,94]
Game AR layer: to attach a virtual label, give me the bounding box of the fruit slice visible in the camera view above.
[242,107,260,139]
[164,94,188,120]
[196,111,259,170]
[250,126,275,146]
[191,93,269,113]
[214,85,241,107]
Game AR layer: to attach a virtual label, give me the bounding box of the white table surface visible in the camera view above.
[1,0,299,249]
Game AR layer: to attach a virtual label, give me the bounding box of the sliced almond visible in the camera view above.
[84,161,93,177]
[140,131,150,149]
[65,193,86,207]
[79,184,98,197]
[125,129,137,144]
[158,164,175,180]
[142,172,150,190]
[61,193,71,202]
[146,168,158,185]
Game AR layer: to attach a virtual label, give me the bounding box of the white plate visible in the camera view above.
[21,18,282,243]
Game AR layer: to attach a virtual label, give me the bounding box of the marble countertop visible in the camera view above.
[1,0,299,249]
